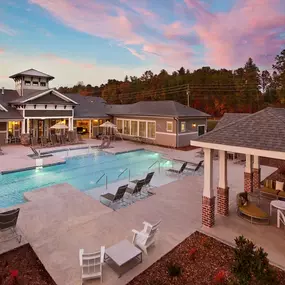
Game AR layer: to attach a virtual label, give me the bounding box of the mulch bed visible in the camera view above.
[0,244,56,285]
[128,231,285,285]
[176,145,199,151]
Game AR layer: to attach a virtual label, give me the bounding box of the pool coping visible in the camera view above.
[0,161,66,175]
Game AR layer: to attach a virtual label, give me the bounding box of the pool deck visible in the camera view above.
[0,140,283,285]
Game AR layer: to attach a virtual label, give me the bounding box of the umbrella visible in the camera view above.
[50,121,68,129]
[99,121,117,129]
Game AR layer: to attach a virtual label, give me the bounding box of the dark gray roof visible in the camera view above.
[66,94,110,118]
[9,69,54,80]
[215,113,250,130]
[10,89,77,105]
[0,89,23,120]
[107,101,210,118]
[192,107,285,153]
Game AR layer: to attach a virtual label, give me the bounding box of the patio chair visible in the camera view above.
[100,184,128,207]
[50,134,59,146]
[236,192,269,224]
[166,162,187,174]
[30,147,52,158]
[68,131,75,144]
[126,179,145,198]
[132,220,161,255]
[277,209,285,231]
[79,246,105,284]
[186,160,204,172]
[131,172,155,190]
[0,208,22,243]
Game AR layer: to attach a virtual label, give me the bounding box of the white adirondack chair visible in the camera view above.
[79,246,105,284]
[277,209,285,230]
[132,220,161,255]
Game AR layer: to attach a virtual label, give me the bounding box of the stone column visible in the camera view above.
[217,150,229,216]
[89,120,92,138]
[202,148,215,227]
[253,155,261,190]
[26,118,30,134]
[244,154,253,192]
[21,119,26,134]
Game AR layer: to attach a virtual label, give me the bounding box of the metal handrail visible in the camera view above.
[118,168,128,179]
[148,160,161,173]
[148,160,159,169]
[96,173,106,184]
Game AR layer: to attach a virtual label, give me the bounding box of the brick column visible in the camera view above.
[202,148,215,227]
[244,172,253,192]
[202,196,215,227]
[217,187,229,216]
[253,168,261,190]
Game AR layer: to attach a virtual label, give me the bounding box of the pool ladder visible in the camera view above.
[118,168,131,181]
[148,160,161,173]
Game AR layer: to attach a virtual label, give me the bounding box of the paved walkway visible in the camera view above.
[0,140,281,285]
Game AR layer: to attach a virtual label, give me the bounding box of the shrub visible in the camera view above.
[214,270,227,284]
[167,263,182,277]
[189,247,197,260]
[231,236,279,285]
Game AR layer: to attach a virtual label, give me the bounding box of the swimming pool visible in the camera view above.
[0,150,173,208]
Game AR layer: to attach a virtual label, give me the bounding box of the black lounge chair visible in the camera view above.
[0,208,22,243]
[30,147,52,158]
[126,179,145,198]
[186,160,204,172]
[167,162,187,174]
[100,184,128,206]
[131,172,155,189]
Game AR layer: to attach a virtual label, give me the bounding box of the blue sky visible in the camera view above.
[0,0,284,88]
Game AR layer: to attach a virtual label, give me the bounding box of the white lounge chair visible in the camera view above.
[79,246,105,284]
[132,220,161,255]
[277,209,285,230]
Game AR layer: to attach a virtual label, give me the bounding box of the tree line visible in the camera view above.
[57,49,285,117]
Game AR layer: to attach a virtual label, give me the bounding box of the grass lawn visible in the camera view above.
[128,231,285,285]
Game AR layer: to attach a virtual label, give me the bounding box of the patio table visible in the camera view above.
[269,200,285,216]
[104,239,142,277]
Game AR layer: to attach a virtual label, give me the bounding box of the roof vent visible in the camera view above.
[1,87,4,95]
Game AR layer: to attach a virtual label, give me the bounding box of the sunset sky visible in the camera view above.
[0,0,285,88]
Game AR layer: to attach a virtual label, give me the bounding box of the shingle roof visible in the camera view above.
[215,113,250,130]
[66,94,109,118]
[192,107,285,153]
[107,101,210,118]
[9,69,54,80]
[0,89,23,120]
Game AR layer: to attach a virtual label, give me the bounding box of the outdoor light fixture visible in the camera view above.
[192,123,197,128]
[55,105,57,109]
[64,105,67,109]
[45,105,47,109]
[34,105,36,109]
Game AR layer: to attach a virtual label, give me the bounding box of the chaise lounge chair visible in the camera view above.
[236,192,269,224]
[30,147,52,158]
[186,160,204,172]
[100,184,128,207]
[132,220,161,255]
[0,208,22,243]
[166,162,187,174]
[130,172,155,190]
[126,179,145,198]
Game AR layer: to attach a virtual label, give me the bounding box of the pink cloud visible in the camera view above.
[125,47,146,60]
[0,23,16,36]
[187,0,285,67]
[42,53,95,69]
[0,49,4,54]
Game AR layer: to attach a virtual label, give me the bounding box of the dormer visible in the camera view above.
[9,68,54,96]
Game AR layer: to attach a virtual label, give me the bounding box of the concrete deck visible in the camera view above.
[0,140,282,285]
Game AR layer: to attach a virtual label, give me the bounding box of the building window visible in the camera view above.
[147,122,155,139]
[25,81,31,86]
[123,120,130,135]
[40,82,46,87]
[131,121,138,136]
[32,81,39,86]
[181,121,186,132]
[117,119,123,133]
[139,121,146,137]
[166,121,173,132]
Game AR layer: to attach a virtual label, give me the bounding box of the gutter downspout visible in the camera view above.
[174,117,178,148]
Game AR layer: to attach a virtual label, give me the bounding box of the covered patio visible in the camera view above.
[191,107,285,266]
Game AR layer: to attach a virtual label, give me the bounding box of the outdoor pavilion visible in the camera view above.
[191,107,285,227]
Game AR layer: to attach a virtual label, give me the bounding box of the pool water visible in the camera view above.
[0,150,172,208]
